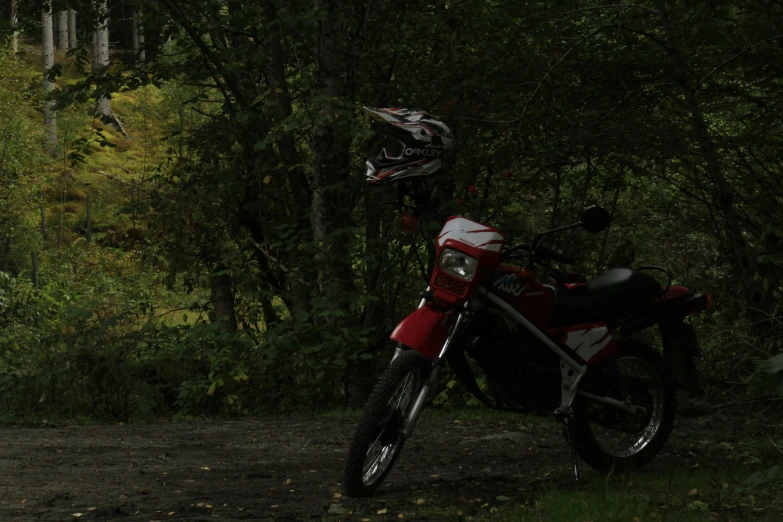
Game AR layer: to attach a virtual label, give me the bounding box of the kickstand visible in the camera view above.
[561,416,580,483]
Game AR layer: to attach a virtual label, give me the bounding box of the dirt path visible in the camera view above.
[0,413,735,521]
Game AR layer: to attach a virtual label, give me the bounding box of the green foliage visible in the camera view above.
[748,354,783,397]
[3,0,783,421]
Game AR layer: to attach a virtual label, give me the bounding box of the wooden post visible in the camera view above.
[86,195,92,246]
[41,206,48,241]
[31,252,39,289]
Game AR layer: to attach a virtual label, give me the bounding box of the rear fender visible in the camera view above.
[659,320,701,394]
[390,305,451,361]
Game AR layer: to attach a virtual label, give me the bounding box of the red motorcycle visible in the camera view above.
[344,108,711,497]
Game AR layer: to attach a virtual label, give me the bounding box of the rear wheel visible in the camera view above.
[343,349,431,497]
[573,340,675,471]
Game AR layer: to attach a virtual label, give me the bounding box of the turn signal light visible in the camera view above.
[398,214,419,234]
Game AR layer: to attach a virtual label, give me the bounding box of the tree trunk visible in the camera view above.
[40,206,47,241]
[132,9,145,61]
[42,4,58,156]
[68,9,77,51]
[31,251,38,289]
[1,233,10,273]
[85,195,92,246]
[91,29,98,70]
[654,0,754,299]
[10,0,18,55]
[56,10,68,50]
[311,0,356,313]
[96,0,111,121]
[210,265,237,334]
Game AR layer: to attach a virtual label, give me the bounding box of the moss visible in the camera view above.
[65,186,86,202]
[62,202,81,214]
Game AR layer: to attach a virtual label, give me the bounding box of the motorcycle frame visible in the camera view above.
[399,283,592,436]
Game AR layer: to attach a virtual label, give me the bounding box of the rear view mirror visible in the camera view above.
[580,205,611,233]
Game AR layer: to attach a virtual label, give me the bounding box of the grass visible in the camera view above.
[396,463,783,521]
[479,465,783,521]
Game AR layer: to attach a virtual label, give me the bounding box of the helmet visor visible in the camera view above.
[381,135,406,160]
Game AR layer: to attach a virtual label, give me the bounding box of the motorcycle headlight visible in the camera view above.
[439,249,478,281]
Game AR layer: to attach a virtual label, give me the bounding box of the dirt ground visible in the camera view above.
[0,412,744,521]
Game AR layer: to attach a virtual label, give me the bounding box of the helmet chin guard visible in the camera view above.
[363,107,454,185]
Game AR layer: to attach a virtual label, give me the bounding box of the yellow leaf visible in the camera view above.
[284,479,292,485]
[201,466,210,471]
[275,88,283,94]
[632,518,641,522]
[263,175,271,184]
[688,489,698,496]
[398,515,404,519]
[207,382,216,396]
[377,508,387,514]
[416,499,425,505]
[333,493,342,499]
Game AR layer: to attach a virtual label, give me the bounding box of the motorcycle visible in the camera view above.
[343,181,711,498]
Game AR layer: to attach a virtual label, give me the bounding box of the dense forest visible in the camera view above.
[0,0,781,424]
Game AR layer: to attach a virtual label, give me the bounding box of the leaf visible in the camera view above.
[263,175,271,184]
[207,382,217,396]
[688,489,698,496]
[416,498,425,505]
[359,353,373,360]
[377,508,387,514]
[761,353,783,374]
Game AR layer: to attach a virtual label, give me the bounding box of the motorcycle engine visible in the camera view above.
[466,312,561,409]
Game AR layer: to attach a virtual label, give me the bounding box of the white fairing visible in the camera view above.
[437,218,504,252]
[564,327,612,362]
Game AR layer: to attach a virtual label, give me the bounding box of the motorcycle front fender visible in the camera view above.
[390,305,450,361]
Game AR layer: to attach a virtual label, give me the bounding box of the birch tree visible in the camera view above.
[56,10,68,50]
[132,9,145,61]
[68,8,77,51]
[96,0,111,121]
[42,2,57,155]
[10,0,18,55]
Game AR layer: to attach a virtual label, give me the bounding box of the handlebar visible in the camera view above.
[534,245,575,265]
[502,243,574,265]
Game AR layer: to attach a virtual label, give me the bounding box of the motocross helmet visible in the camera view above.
[363,107,454,185]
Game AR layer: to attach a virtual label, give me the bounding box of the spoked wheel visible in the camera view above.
[573,340,676,472]
[344,349,431,497]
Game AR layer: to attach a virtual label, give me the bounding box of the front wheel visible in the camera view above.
[573,340,676,472]
[343,349,431,497]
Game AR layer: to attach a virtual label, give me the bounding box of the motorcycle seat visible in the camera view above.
[548,267,662,327]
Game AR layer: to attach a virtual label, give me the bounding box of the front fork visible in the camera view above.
[397,304,469,438]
